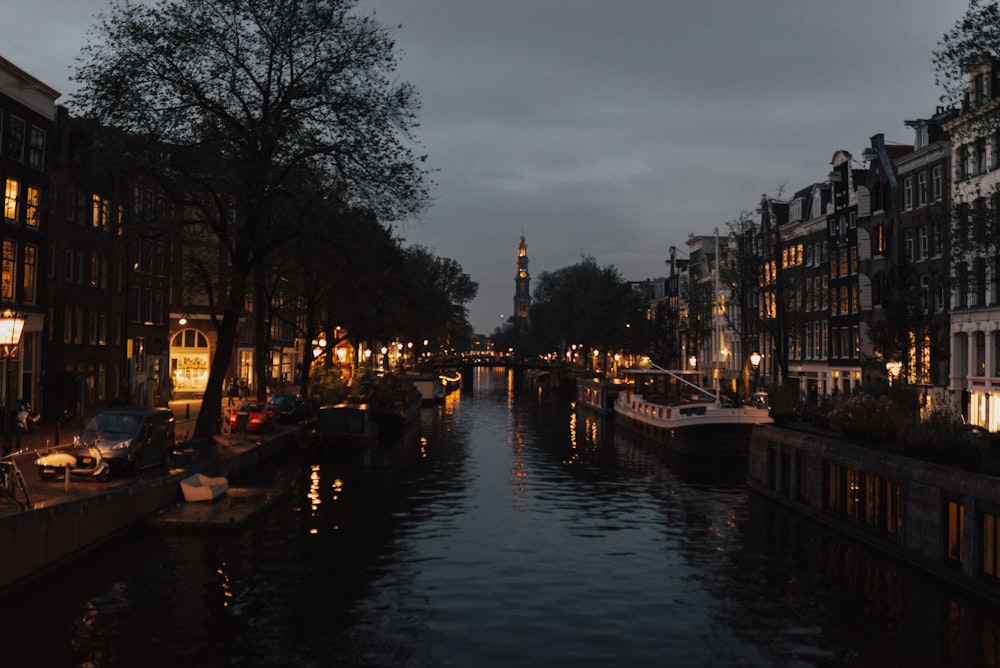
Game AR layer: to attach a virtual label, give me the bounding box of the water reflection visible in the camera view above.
[4,369,1000,666]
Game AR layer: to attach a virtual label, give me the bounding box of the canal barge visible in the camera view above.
[575,375,625,415]
[613,368,772,455]
[747,423,1000,604]
[297,403,379,449]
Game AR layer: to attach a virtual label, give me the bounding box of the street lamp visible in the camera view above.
[750,351,762,392]
[886,360,902,387]
[688,355,697,370]
[0,310,25,456]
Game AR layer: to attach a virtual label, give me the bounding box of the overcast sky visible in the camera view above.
[3,0,972,334]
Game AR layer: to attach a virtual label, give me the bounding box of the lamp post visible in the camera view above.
[750,351,762,392]
[886,360,902,387]
[0,310,26,456]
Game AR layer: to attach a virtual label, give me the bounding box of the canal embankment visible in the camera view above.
[748,422,1000,604]
[0,398,297,592]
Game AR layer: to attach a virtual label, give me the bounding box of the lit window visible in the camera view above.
[2,240,15,300]
[3,179,18,221]
[25,186,39,226]
[23,244,36,304]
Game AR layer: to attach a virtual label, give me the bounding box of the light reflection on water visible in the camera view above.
[1,367,1000,666]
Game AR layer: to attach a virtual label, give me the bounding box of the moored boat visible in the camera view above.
[613,368,772,456]
[406,373,445,404]
[439,369,462,391]
[297,403,379,449]
[576,375,625,415]
[372,386,422,432]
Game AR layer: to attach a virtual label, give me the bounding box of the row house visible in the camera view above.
[48,113,175,415]
[894,111,955,412]
[945,57,1000,430]
[0,57,56,422]
[760,179,837,402]
[1,54,303,423]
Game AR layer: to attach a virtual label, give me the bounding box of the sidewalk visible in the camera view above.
[6,398,207,456]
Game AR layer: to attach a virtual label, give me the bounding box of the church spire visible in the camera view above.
[515,232,531,319]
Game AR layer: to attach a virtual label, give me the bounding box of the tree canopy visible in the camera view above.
[70,0,431,439]
[935,0,1000,138]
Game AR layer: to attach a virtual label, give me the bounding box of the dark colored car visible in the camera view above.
[75,407,176,475]
[266,394,309,423]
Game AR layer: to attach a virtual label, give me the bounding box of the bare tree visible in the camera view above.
[70,0,430,439]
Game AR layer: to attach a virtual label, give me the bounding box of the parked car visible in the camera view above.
[230,401,276,433]
[75,407,176,476]
[266,394,309,423]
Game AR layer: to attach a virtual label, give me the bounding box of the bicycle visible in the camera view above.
[0,450,31,511]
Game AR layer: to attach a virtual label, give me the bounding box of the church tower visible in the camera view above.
[514,232,531,319]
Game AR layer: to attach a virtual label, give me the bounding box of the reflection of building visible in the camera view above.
[514,233,530,319]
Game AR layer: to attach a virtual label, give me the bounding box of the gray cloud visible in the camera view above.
[5,0,970,333]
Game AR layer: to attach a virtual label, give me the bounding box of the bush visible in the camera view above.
[827,393,899,446]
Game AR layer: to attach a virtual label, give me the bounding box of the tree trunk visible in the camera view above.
[193,272,248,440]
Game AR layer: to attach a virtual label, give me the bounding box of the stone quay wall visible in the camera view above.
[748,423,1000,602]
[0,431,295,592]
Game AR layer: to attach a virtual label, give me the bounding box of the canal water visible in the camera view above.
[3,367,1000,667]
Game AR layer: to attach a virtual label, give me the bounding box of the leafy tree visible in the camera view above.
[70,0,429,439]
[719,212,766,396]
[529,256,641,365]
[934,0,1000,140]
[395,245,479,350]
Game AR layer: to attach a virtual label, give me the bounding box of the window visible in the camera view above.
[91,195,109,229]
[976,257,988,307]
[977,139,989,175]
[90,252,99,287]
[933,220,945,257]
[63,305,72,343]
[903,177,913,210]
[1,241,15,300]
[25,186,38,227]
[932,165,943,200]
[918,171,927,206]
[28,127,45,170]
[958,145,970,180]
[839,249,848,276]
[977,332,986,376]
[918,226,928,260]
[947,499,965,564]
[873,224,884,255]
[3,116,24,160]
[3,179,18,221]
[904,230,914,262]
[921,276,930,314]
[22,244,36,304]
[983,511,1000,578]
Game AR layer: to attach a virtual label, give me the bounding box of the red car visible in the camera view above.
[229,401,276,433]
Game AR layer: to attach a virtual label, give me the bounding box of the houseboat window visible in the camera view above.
[865,473,879,527]
[886,480,901,536]
[845,470,863,520]
[983,512,1000,578]
[825,462,841,512]
[947,500,965,564]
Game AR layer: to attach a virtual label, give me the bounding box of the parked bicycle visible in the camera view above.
[0,450,30,511]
